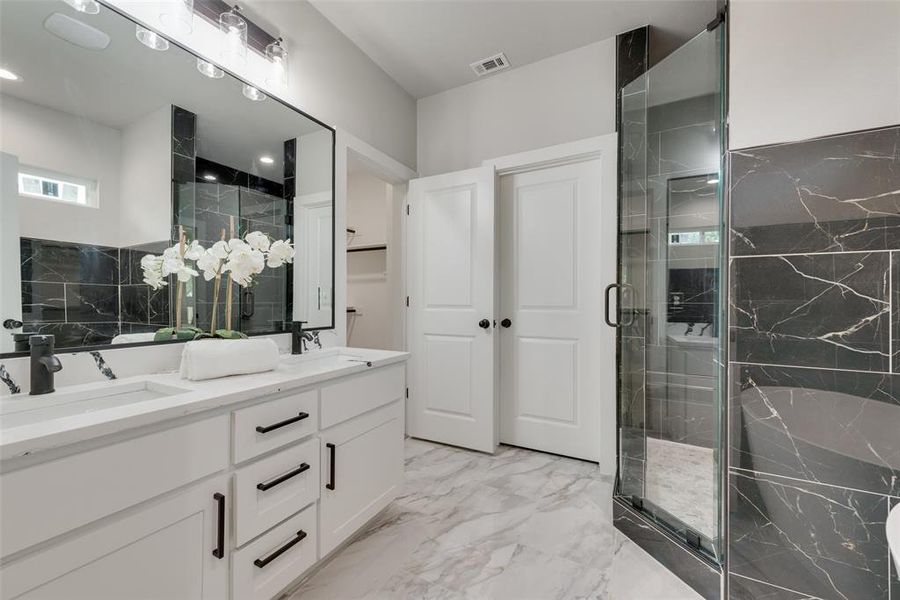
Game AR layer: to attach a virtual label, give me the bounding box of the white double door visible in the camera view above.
[407,145,614,462]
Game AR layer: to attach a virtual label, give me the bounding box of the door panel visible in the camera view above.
[407,167,496,453]
[499,158,611,462]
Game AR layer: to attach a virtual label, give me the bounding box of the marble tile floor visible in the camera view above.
[645,438,716,541]
[286,439,702,600]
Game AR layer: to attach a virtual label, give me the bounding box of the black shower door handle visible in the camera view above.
[605,283,636,328]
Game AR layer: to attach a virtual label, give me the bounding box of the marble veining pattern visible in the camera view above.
[0,365,20,395]
[731,252,890,371]
[729,470,889,600]
[89,352,117,380]
[287,440,702,600]
[730,127,900,256]
[645,438,716,540]
[728,125,900,598]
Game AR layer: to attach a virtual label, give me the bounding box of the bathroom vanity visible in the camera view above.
[0,348,408,600]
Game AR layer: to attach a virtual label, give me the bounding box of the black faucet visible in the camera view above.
[29,335,62,395]
[291,321,308,355]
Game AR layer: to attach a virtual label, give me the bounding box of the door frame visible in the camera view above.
[482,134,618,475]
[335,130,417,350]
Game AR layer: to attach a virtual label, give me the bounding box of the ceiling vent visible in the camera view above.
[470,52,510,77]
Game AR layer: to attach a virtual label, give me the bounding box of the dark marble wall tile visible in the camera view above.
[21,238,118,285]
[172,106,195,158]
[729,574,819,599]
[172,153,195,184]
[731,364,900,496]
[729,470,889,600]
[248,174,283,198]
[66,284,119,323]
[893,252,899,373]
[616,26,649,94]
[21,281,65,322]
[613,500,721,600]
[121,285,149,323]
[730,126,900,256]
[731,252,890,371]
[283,138,296,179]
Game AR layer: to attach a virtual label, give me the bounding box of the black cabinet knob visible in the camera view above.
[478,319,490,329]
[500,318,512,328]
[3,319,23,330]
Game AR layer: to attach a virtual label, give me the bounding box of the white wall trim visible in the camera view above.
[483,135,616,176]
[335,129,416,348]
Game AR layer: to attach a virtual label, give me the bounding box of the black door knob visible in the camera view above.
[478,319,490,329]
[500,318,512,328]
[3,319,23,330]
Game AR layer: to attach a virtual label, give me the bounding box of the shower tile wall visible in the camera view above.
[19,238,171,348]
[728,125,900,599]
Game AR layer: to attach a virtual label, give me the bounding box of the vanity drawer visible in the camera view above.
[320,364,404,429]
[0,415,228,558]
[234,438,319,546]
[231,503,317,600]
[233,390,318,464]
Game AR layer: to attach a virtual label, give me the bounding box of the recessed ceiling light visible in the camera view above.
[707,174,720,185]
[242,84,266,102]
[0,68,20,81]
[259,156,275,165]
[136,25,169,51]
[203,174,217,181]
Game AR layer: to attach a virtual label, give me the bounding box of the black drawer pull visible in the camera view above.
[326,443,336,490]
[212,493,225,559]
[255,412,309,434]
[253,530,307,569]
[256,463,310,491]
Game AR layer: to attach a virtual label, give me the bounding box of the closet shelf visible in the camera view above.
[347,244,387,253]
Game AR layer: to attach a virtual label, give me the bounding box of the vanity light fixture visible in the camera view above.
[219,5,248,65]
[159,0,194,35]
[0,68,20,81]
[264,37,288,87]
[197,58,224,79]
[62,0,100,15]
[259,156,275,165]
[203,174,217,181]
[242,84,266,102]
[136,25,169,51]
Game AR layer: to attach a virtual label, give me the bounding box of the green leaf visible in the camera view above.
[214,329,248,340]
[153,328,175,341]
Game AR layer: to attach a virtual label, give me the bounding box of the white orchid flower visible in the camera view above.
[143,270,167,290]
[223,243,266,287]
[245,230,271,252]
[209,240,230,260]
[266,239,295,268]
[174,263,199,283]
[228,238,251,253]
[183,240,205,261]
[196,251,222,281]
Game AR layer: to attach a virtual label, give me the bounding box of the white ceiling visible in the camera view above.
[309,0,718,99]
[0,0,327,180]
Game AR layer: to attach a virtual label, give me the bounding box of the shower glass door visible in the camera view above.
[615,22,726,562]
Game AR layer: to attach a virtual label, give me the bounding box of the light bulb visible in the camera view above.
[242,84,266,102]
[136,26,169,51]
[197,59,224,79]
[63,0,100,14]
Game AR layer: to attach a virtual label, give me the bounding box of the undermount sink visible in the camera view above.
[279,350,371,371]
[0,380,190,429]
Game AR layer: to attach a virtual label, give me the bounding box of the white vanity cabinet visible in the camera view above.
[0,475,229,600]
[0,357,407,600]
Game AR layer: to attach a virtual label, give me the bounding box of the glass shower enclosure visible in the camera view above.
[613,22,726,562]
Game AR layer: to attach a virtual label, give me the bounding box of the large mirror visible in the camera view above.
[0,0,334,354]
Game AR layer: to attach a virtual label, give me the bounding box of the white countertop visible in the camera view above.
[0,347,408,461]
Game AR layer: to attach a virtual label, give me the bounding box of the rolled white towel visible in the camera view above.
[180,338,280,381]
